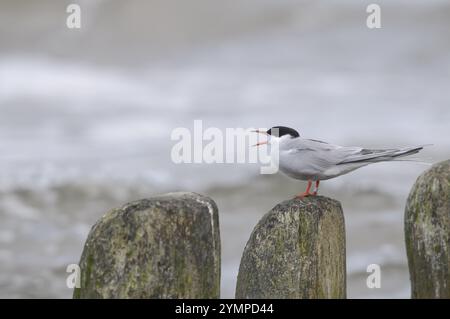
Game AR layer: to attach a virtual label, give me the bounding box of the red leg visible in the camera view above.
[295,180,313,198]
[313,180,320,195]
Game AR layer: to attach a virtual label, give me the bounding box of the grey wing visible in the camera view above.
[282,138,427,180]
[336,146,425,164]
[283,139,360,173]
[287,140,425,165]
[285,139,361,164]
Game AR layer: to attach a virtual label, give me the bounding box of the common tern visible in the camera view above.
[254,126,427,198]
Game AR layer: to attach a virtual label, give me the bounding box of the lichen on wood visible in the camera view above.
[235,196,346,299]
[405,160,450,298]
[73,192,221,299]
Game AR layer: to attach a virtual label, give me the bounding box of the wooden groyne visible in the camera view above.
[73,192,221,299]
[405,159,450,298]
[235,196,346,299]
[71,159,450,299]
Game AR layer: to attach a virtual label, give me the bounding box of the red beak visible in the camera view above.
[252,130,269,147]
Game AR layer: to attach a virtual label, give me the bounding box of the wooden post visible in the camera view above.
[405,159,450,298]
[73,192,221,299]
[235,196,346,299]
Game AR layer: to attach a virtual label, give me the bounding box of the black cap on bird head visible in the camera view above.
[267,126,300,138]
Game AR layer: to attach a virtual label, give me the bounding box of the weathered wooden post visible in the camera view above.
[405,159,450,298]
[235,196,346,299]
[73,192,221,299]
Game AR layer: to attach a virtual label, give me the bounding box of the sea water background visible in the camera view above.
[0,0,449,298]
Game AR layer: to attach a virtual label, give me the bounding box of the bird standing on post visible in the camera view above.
[253,126,427,198]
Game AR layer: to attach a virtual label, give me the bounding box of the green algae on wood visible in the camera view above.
[235,196,346,299]
[405,160,450,298]
[73,192,220,299]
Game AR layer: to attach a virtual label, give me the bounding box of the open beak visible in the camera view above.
[251,130,269,147]
[253,141,268,147]
[252,129,268,135]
